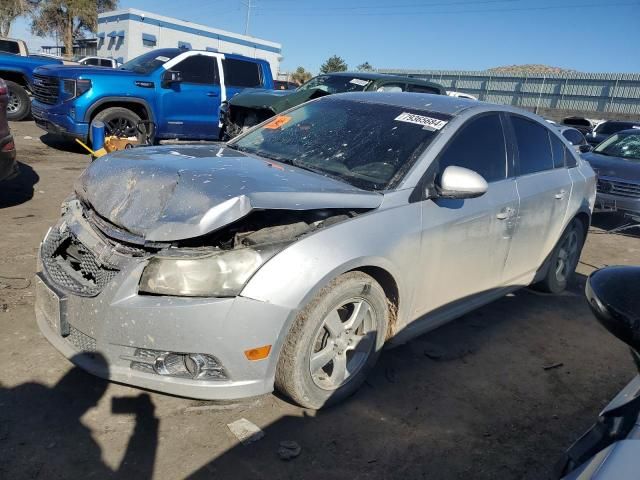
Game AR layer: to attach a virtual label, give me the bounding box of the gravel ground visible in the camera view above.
[0,121,638,480]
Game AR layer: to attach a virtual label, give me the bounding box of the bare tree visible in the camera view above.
[0,0,38,38]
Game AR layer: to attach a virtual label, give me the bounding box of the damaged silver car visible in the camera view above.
[35,93,596,409]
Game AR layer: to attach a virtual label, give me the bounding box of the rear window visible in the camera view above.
[549,132,566,169]
[407,84,441,94]
[597,121,639,135]
[223,58,262,88]
[511,116,554,175]
[0,40,20,55]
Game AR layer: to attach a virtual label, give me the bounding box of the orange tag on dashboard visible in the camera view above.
[264,115,292,129]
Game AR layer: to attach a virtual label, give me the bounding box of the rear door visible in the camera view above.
[413,112,519,319]
[158,53,222,139]
[503,115,572,284]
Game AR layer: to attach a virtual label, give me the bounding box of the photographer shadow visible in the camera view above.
[0,353,158,479]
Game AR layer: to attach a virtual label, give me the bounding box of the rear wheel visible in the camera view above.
[534,219,585,293]
[90,107,146,146]
[275,272,389,409]
[6,81,30,121]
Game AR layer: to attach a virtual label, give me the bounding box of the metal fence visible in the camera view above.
[378,69,640,118]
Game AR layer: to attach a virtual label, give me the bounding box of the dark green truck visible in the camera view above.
[220,71,445,139]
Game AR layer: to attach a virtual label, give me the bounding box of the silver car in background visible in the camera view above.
[35,93,596,409]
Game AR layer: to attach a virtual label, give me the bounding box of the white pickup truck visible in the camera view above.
[0,38,29,57]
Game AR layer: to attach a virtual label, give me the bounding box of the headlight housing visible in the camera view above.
[62,78,92,101]
[138,245,284,297]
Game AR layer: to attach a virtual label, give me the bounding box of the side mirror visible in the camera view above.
[579,144,592,153]
[436,166,488,199]
[161,69,182,88]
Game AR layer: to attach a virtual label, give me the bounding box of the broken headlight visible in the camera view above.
[138,245,283,297]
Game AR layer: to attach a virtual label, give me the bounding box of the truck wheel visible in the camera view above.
[533,219,585,294]
[275,272,389,409]
[6,81,31,121]
[91,107,145,146]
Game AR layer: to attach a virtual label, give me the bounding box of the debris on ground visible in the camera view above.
[278,440,301,461]
[227,418,265,445]
[543,362,564,371]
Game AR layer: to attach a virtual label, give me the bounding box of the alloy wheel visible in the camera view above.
[7,91,21,114]
[309,298,377,391]
[555,227,579,283]
[104,117,138,138]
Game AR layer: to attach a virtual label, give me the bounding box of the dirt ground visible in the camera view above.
[1,121,639,480]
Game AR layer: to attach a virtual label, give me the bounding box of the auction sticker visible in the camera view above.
[394,112,448,131]
[350,78,370,86]
[264,115,292,129]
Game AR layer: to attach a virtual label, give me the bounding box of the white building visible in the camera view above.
[97,9,282,75]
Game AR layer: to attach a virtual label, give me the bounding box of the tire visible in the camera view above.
[534,219,585,294]
[90,107,145,146]
[275,272,389,409]
[6,81,31,121]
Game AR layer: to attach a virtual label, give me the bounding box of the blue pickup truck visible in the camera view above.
[0,52,63,121]
[31,48,274,143]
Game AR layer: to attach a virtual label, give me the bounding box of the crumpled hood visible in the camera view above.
[582,152,640,182]
[75,144,382,242]
[229,88,328,114]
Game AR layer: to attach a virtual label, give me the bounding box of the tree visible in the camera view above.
[320,55,347,74]
[291,66,312,85]
[31,0,118,57]
[0,0,38,38]
[356,62,374,72]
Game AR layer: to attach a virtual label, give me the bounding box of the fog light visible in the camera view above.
[128,349,227,380]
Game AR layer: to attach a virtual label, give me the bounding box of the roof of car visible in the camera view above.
[328,91,488,116]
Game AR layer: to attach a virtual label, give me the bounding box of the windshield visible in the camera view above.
[596,121,639,135]
[297,75,373,94]
[594,132,640,160]
[120,49,181,74]
[229,97,447,191]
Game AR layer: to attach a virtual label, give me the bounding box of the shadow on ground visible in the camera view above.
[591,212,640,238]
[40,133,88,154]
[0,162,39,208]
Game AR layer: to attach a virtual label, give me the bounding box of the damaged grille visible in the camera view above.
[42,229,119,297]
[597,178,640,199]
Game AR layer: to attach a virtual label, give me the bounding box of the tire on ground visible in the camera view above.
[90,107,145,146]
[275,271,390,409]
[534,218,586,294]
[6,81,31,121]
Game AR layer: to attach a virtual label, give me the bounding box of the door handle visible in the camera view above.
[555,190,566,200]
[496,207,515,220]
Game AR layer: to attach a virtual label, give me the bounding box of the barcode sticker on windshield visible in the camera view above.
[394,112,448,131]
[350,78,370,86]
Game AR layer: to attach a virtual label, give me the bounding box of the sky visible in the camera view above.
[8,0,640,74]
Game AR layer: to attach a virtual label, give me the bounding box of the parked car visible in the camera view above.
[77,56,121,68]
[556,126,592,153]
[562,116,595,135]
[220,71,445,139]
[31,48,274,144]
[35,93,595,409]
[586,120,640,146]
[582,129,640,219]
[0,37,29,56]
[0,78,17,181]
[0,50,63,120]
[557,266,640,479]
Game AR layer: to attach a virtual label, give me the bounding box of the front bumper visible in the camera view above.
[31,100,89,141]
[0,134,17,181]
[595,192,640,217]
[35,207,296,400]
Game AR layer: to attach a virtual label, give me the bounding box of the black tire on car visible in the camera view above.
[6,81,31,121]
[90,107,146,146]
[534,218,585,294]
[275,271,389,409]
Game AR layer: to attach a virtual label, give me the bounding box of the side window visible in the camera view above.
[511,116,554,175]
[376,82,406,92]
[565,147,578,168]
[100,59,112,67]
[438,113,508,183]
[0,40,20,54]
[86,58,100,66]
[407,84,441,94]
[222,58,262,87]
[173,55,219,85]
[549,132,566,169]
[563,129,585,146]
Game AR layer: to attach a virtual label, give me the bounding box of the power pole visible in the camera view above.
[243,0,253,36]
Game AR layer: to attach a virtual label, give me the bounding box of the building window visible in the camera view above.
[142,33,156,47]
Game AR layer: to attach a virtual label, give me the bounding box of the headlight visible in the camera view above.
[62,78,92,101]
[139,246,283,297]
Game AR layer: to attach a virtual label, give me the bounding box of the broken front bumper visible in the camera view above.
[35,207,296,400]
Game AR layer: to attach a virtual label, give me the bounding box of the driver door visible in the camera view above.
[411,113,519,322]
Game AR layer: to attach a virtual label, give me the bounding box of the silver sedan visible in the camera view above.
[35,93,596,408]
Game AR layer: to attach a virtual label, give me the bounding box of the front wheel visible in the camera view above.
[6,81,31,121]
[90,107,146,146]
[534,219,585,293]
[275,272,389,409]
